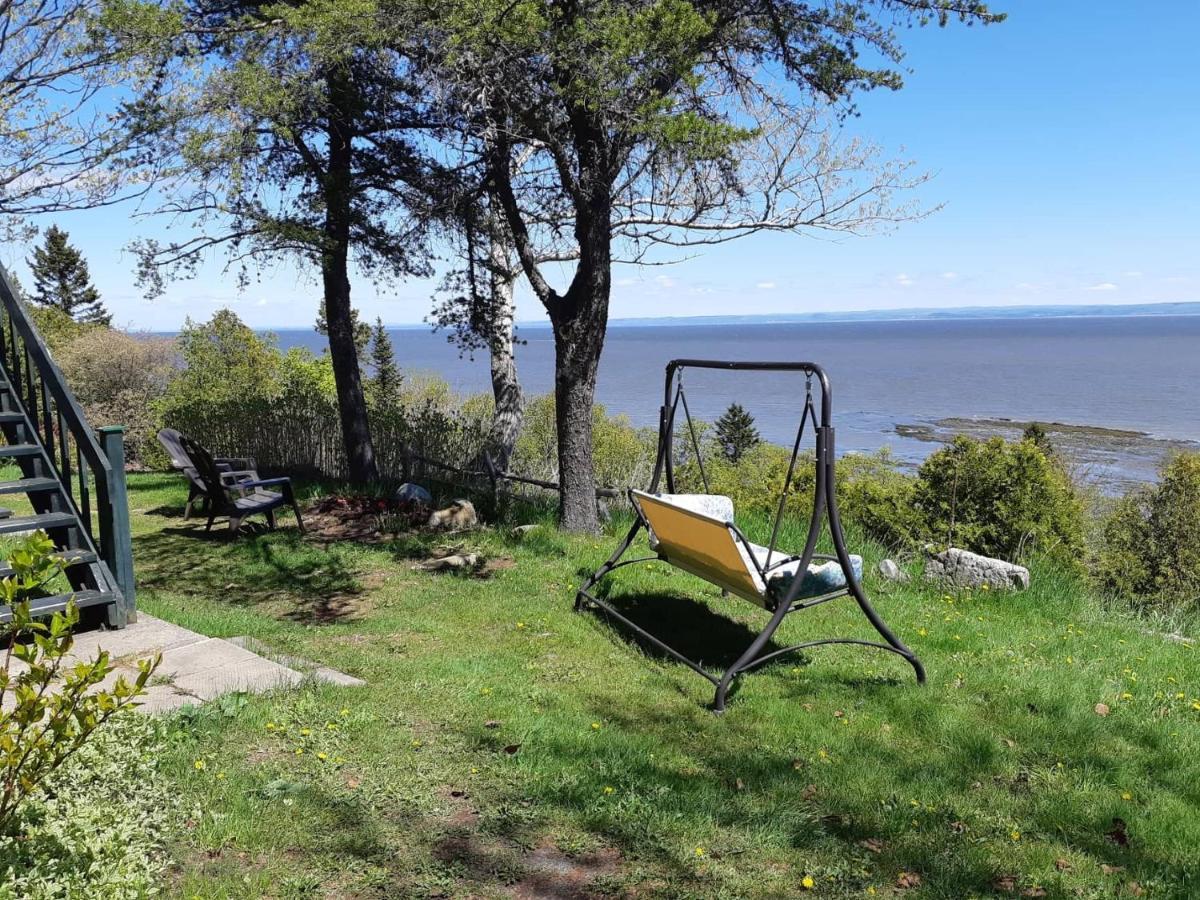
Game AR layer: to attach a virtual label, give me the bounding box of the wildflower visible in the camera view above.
[340,708,350,717]
[1066,656,1074,664]
[265,722,277,731]
[694,847,705,858]
[216,772,226,780]
[918,628,928,637]
[516,622,526,629]
[603,786,615,795]
[481,687,492,696]
[801,875,815,889]
[194,759,206,771]
[1192,701,1200,711]
[981,584,990,592]
[300,728,312,737]
[1121,692,1133,701]
[294,748,304,756]
[1121,791,1132,800]
[591,722,602,730]
[317,752,328,761]
[326,722,338,731]
[470,767,479,774]
[1010,830,1021,841]
[411,739,422,749]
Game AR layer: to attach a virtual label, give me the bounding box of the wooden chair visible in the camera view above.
[179,435,304,535]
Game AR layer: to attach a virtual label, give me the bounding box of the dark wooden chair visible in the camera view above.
[157,427,258,518]
[178,435,305,535]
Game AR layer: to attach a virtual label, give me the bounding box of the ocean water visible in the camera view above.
[273,315,1200,487]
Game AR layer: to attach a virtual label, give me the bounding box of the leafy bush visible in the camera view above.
[1,532,157,831]
[913,435,1084,563]
[1096,452,1200,608]
[54,328,176,468]
[0,713,173,899]
[837,450,923,550]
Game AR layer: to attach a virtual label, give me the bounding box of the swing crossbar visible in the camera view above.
[574,358,925,712]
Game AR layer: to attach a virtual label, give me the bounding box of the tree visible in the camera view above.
[425,0,1003,530]
[714,403,760,463]
[367,317,402,407]
[99,0,448,484]
[26,226,111,324]
[316,304,371,357]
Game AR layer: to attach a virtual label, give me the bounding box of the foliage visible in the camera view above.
[914,435,1084,564]
[513,393,654,492]
[316,304,371,356]
[21,304,99,356]
[26,226,110,324]
[1096,452,1200,610]
[55,328,176,467]
[713,403,760,463]
[367,317,402,408]
[0,713,174,899]
[836,450,924,550]
[0,532,157,831]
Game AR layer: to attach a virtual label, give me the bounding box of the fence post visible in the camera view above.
[98,426,137,624]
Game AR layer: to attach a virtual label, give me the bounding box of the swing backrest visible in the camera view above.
[630,490,767,606]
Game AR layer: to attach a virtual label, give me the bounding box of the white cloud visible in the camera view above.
[1085,282,1119,292]
[941,271,958,280]
[653,274,676,289]
[1123,271,1143,278]
[894,273,914,287]
[756,281,776,290]
[614,277,636,287]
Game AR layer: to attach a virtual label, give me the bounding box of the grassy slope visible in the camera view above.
[122,474,1199,899]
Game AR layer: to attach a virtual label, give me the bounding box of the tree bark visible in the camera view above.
[322,66,378,484]
[484,233,523,472]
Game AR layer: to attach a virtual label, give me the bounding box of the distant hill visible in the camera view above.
[593,301,1200,329]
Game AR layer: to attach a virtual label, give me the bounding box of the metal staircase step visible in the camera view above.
[0,590,117,623]
[0,549,98,580]
[0,444,42,458]
[0,477,60,495]
[0,512,77,535]
[0,411,25,423]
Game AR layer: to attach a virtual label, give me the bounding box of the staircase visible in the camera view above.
[0,263,134,627]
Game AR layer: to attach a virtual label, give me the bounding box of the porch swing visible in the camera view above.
[575,359,926,711]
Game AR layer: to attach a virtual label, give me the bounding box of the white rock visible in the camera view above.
[924,547,1030,590]
[877,558,910,582]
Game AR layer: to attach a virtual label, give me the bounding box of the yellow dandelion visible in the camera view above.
[801,875,815,889]
[411,739,422,749]
[317,752,328,761]
[294,748,304,756]
[1121,692,1133,701]
[1121,791,1132,800]
[603,786,615,795]
[193,759,206,771]
[340,708,350,716]
[1192,701,1200,711]
[591,722,602,730]
[516,622,526,629]
[470,767,479,774]
[300,728,311,737]
[326,722,338,731]
[918,628,928,637]
[1010,830,1021,841]
[694,847,705,858]
[265,722,277,731]
[981,583,990,591]
[215,772,226,780]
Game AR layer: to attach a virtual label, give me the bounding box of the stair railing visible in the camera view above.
[0,263,135,620]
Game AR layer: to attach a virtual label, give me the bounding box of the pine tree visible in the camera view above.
[315,302,370,355]
[26,226,110,324]
[368,317,401,407]
[714,403,761,463]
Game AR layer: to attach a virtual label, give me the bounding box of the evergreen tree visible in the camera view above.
[368,317,402,407]
[715,403,760,463]
[26,226,110,324]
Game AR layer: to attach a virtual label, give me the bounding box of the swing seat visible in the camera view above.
[631,490,862,609]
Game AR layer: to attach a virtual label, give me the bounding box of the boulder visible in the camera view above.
[427,499,478,531]
[924,547,1030,591]
[877,558,910,583]
[512,524,539,538]
[394,482,433,505]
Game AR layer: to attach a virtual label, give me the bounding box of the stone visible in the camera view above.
[924,547,1030,590]
[512,524,538,537]
[427,499,478,530]
[877,558,910,583]
[414,552,479,572]
[394,482,433,505]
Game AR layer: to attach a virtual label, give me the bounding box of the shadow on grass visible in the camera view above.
[133,526,367,624]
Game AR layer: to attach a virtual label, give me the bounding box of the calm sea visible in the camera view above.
[273,315,1200,487]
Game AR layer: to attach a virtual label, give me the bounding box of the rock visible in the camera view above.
[512,524,538,537]
[924,547,1030,590]
[427,499,478,531]
[394,483,433,505]
[414,553,479,572]
[877,558,910,583]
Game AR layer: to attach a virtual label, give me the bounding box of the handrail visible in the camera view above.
[0,266,113,479]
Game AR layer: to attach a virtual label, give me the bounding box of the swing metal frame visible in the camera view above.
[574,359,926,711]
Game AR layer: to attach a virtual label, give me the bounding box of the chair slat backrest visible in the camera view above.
[179,435,229,503]
[157,428,194,472]
[630,490,766,606]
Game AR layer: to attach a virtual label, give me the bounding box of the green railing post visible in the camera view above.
[98,426,136,623]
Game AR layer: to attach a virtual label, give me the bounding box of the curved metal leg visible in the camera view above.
[575,519,643,611]
[823,435,925,685]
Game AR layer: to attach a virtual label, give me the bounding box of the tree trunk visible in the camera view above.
[322,67,378,484]
[551,202,611,532]
[484,233,523,472]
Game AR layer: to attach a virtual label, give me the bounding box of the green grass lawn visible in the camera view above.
[121,473,1199,898]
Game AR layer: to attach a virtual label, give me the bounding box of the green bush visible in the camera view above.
[1,532,157,831]
[1096,452,1200,609]
[913,435,1084,564]
[836,450,923,550]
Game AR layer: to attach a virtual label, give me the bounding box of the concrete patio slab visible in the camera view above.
[4,613,363,714]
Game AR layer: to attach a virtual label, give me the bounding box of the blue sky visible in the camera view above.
[2,0,1197,331]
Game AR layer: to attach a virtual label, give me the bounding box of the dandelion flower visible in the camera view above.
[193,759,206,771]
[317,752,328,761]
[603,786,615,795]
[591,722,602,730]
[801,875,815,889]
[694,847,705,858]
[216,772,226,780]
[294,748,304,756]
[918,628,928,637]
[1121,791,1132,800]
[265,722,277,731]
[517,622,526,629]
[411,739,422,749]
[1010,830,1021,841]
[1121,692,1133,701]
[300,728,312,737]
[340,708,350,717]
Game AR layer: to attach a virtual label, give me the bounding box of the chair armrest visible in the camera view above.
[216,456,257,471]
[219,469,259,486]
[238,478,291,491]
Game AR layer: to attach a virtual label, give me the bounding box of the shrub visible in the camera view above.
[54,328,176,467]
[1096,452,1200,609]
[913,435,1084,564]
[713,403,760,463]
[1,532,158,831]
[837,450,923,550]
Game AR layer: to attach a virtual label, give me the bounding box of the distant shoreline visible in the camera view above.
[233,301,1200,333]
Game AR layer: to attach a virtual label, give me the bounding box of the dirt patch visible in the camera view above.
[303,495,430,544]
[512,843,622,900]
